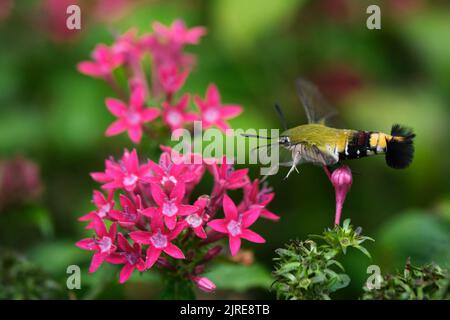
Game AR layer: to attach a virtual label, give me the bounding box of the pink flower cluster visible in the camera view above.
[78,20,242,143]
[77,147,279,289]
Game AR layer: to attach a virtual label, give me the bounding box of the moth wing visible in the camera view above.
[296,78,343,127]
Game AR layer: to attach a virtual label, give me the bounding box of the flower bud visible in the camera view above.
[192,276,216,293]
[202,245,222,262]
[330,166,353,225]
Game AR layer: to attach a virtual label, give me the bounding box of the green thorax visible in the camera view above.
[281,124,354,146]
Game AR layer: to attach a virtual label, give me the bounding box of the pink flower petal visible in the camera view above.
[163,243,185,259]
[128,126,142,144]
[241,208,261,228]
[220,105,242,119]
[229,236,241,256]
[240,229,265,243]
[105,98,128,117]
[117,233,132,252]
[89,252,105,273]
[206,84,220,106]
[119,264,135,283]
[207,219,228,233]
[129,231,152,245]
[105,120,127,136]
[146,247,161,268]
[150,184,166,206]
[222,194,238,220]
[77,61,103,77]
[76,238,96,250]
[260,209,280,221]
[141,108,160,122]
[164,215,177,230]
[130,84,146,108]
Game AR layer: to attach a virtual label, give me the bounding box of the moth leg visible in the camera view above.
[284,151,301,180]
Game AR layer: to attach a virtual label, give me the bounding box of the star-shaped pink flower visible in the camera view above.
[90,149,151,192]
[78,190,119,228]
[194,84,242,131]
[162,94,198,132]
[180,196,210,239]
[77,44,124,78]
[158,65,189,95]
[129,214,185,268]
[105,85,160,143]
[145,152,197,191]
[143,183,197,230]
[208,156,249,191]
[108,194,143,229]
[208,194,265,256]
[107,233,146,283]
[76,217,117,272]
[153,19,206,46]
[240,179,279,221]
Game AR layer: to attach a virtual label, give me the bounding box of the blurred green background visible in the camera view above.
[0,0,449,299]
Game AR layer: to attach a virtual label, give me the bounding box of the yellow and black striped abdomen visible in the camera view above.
[338,130,393,161]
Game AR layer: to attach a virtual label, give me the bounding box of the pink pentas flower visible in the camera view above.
[108,194,144,229]
[153,19,207,46]
[77,43,124,78]
[162,94,198,132]
[76,217,118,272]
[90,149,151,192]
[107,233,146,283]
[146,152,197,191]
[181,196,210,239]
[240,179,279,221]
[209,157,249,191]
[78,190,120,228]
[143,183,197,230]
[194,84,242,131]
[105,85,160,143]
[158,66,189,95]
[111,28,142,62]
[208,194,265,256]
[129,214,185,268]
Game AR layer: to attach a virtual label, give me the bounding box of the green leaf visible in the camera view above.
[204,263,272,292]
[329,274,350,293]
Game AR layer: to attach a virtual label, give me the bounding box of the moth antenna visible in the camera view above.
[240,133,272,139]
[275,103,288,131]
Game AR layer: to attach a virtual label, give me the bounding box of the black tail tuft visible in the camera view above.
[386,124,416,169]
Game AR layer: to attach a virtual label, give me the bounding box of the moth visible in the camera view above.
[244,79,415,179]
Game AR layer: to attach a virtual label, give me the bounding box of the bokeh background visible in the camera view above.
[1,0,449,299]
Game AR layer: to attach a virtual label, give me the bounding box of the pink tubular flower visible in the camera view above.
[208,194,265,256]
[158,66,189,95]
[78,190,119,227]
[194,84,242,131]
[191,276,216,293]
[129,214,185,268]
[77,44,124,78]
[143,183,197,230]
[330,165,353,225]
[162,94,198,132]
[153,19,207,46]
[209,157,249,191]
[76,217,117,272]
[241,179,279,221]
[105,85,160,143]
[107,233,146,283]
[90,149,151,192]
